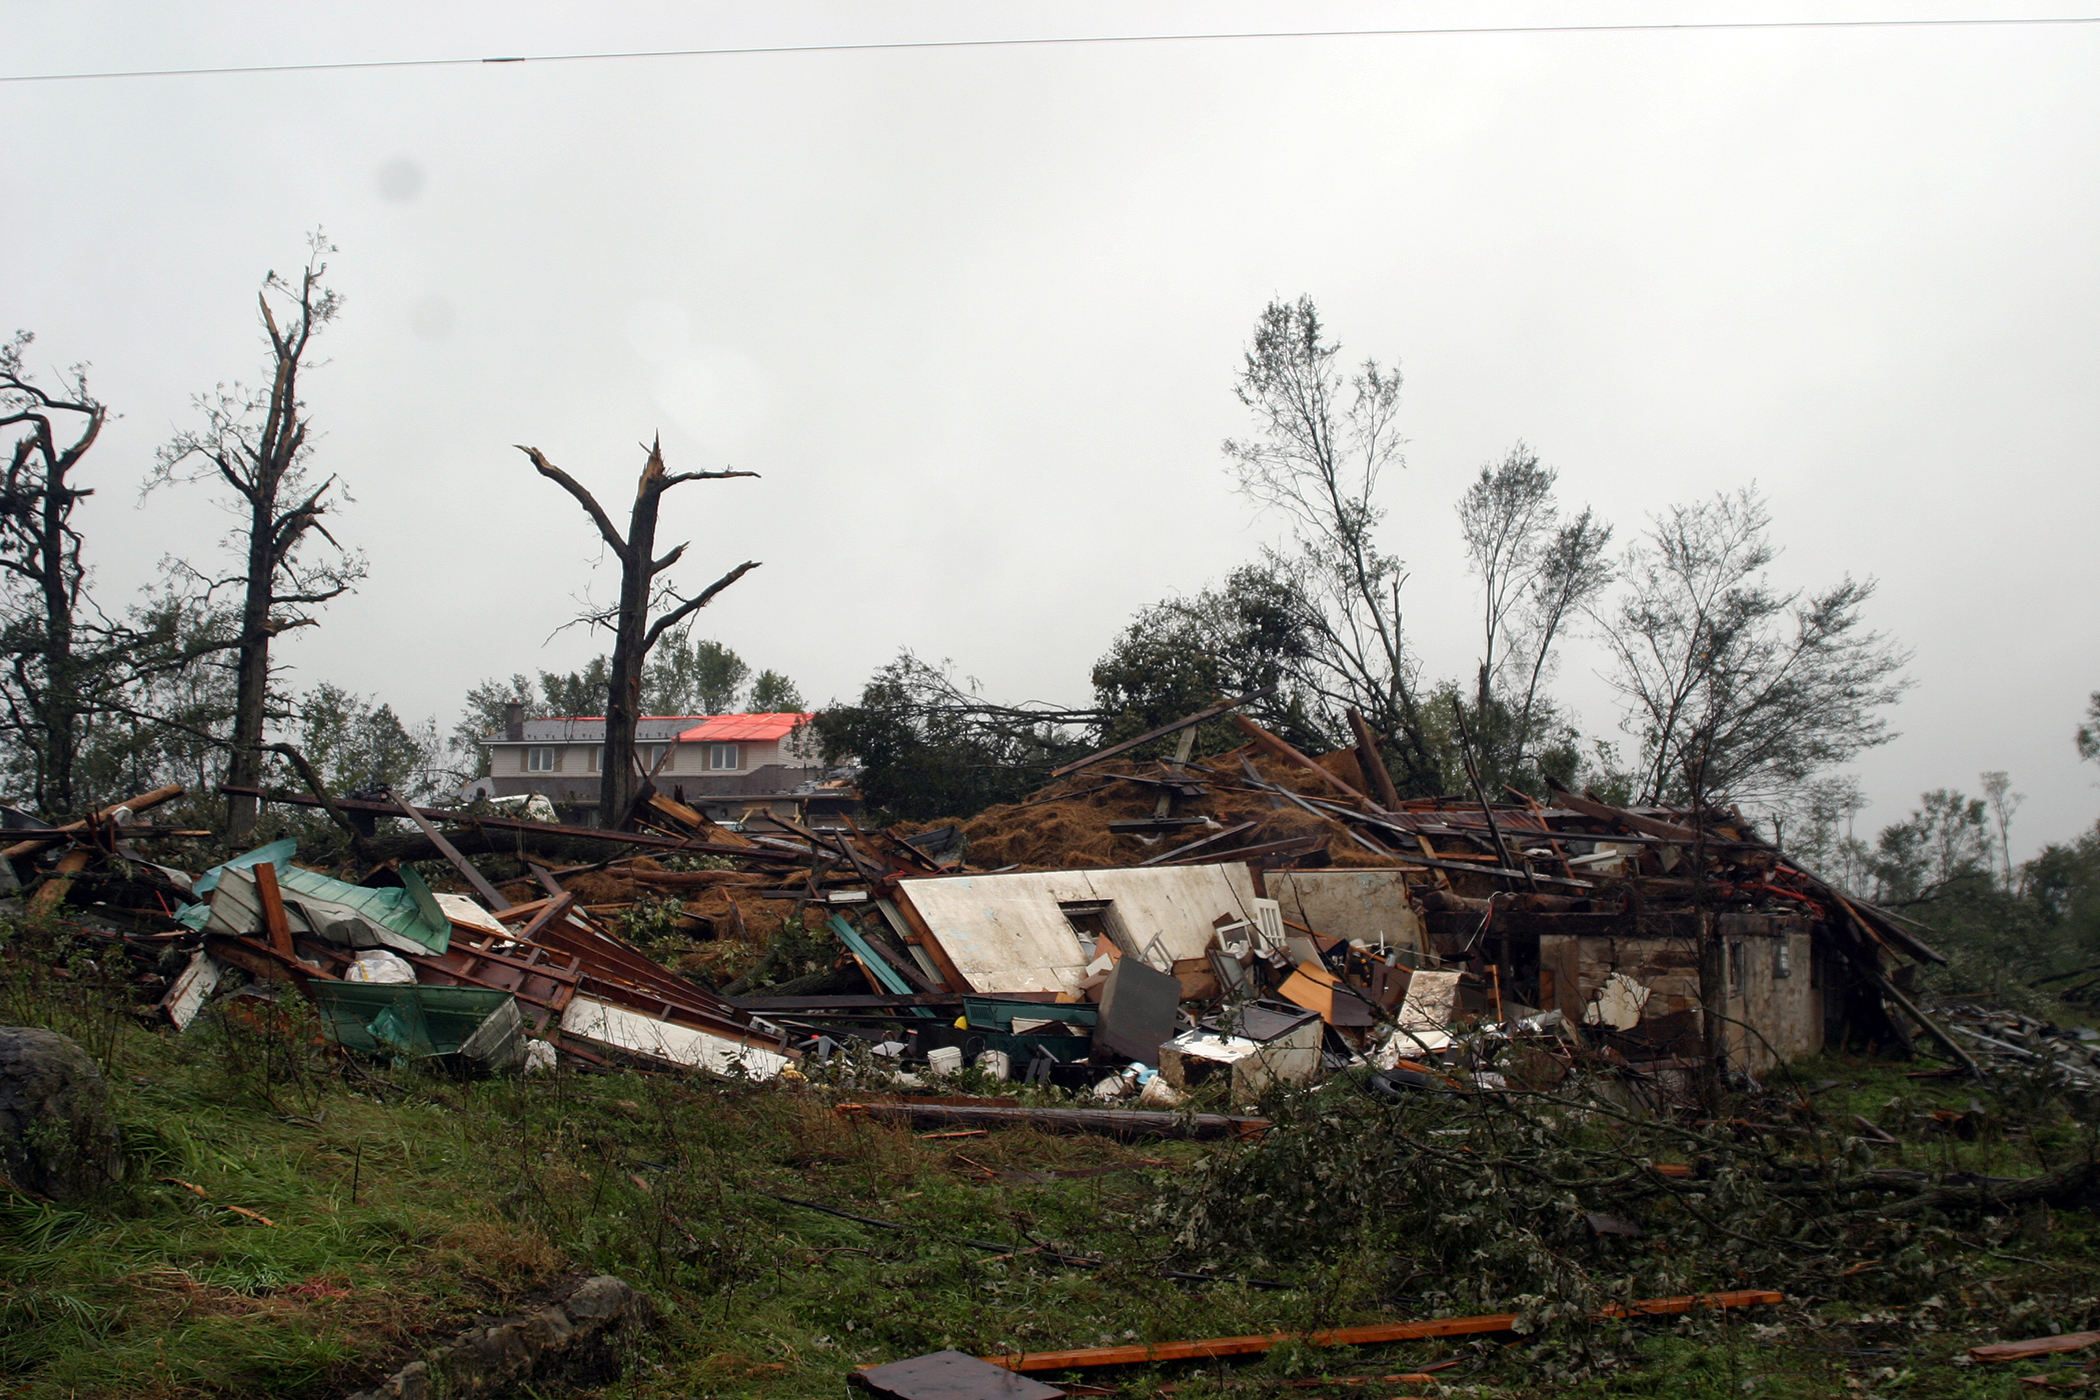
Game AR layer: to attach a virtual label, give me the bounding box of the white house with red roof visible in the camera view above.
[475,708,855,825]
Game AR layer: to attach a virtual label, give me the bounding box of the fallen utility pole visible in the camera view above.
[981,1289,1784,1372]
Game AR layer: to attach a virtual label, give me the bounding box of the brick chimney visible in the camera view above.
[503,701,525,742]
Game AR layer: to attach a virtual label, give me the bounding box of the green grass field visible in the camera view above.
[5,918,2097,1399]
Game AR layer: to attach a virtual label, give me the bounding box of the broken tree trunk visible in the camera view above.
[518,438,758,828]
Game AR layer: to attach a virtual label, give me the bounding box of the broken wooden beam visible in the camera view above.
[1970,1330,2100,1363]
[1048,691,1270,780]
[1346,706,1405,811]
[1228,714,1379,809]
[4,784,184,860]
[219,785,803,860]
[391,790,512,910]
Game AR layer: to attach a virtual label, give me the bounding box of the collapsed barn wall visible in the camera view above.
[1263,869,1424,954]
[891,865,1264,996]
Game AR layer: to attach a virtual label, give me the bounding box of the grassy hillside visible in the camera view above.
[5,915,2099,1399]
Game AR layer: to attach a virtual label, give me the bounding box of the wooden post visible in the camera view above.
[253,860,296,960]
[1346,707,1405,810]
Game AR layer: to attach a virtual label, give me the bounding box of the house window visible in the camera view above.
[709,743,740,771]
[526,747,556,772]
[643,743,670,773]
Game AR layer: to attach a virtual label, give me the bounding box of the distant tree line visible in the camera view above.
[818,295,1912,828]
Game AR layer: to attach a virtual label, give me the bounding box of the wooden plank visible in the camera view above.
[1346,706,1405,811]
[983,1290,1783,1372]
[29,846,92,915]
[1229,714,1377,808]
[251,861,296,960]
[392,791,512,910]
[1136,821,1258,867]
[2,783,184,859]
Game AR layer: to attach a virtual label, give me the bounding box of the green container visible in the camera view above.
[979,1029,1093,1064]
[962,997,1098,1033]
[310,983,522,1067]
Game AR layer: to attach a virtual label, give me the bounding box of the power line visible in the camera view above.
[4,14,2097,85]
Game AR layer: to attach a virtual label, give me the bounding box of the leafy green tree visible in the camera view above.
[295,681,442,800]
[449,674,536,778]
[1090,562,1328,758]
[538,656,611,717]
[812,651,1091,821]
[1223,297,1447,792]
[644,627,748,714]
[748,668,803,713]
[1594,486,1910,812]
[1455,443,1613,794]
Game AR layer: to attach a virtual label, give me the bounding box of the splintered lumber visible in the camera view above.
[1048,691,1269,780]
[1228,714,1378,809]
[837,1102,1270,1141]
[392,791,512,910]
[219,785,802,860]
[981,1290,1784,1372]
[1970,1330,2100,1362]
[1135,821,1257,867]
[29,847,92,915]
[4,784,184,859]
[1346,706,1404,811]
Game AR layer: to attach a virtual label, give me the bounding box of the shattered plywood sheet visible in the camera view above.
[893,864,1263,996]
[560,996,792,1079]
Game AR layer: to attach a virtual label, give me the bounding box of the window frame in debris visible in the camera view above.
[526,746,556,773]
[1059,899,1120,952]
[709,742,741,771]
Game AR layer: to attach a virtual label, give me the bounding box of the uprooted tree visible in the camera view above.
[149,236,366,840]
[518,438,758,826]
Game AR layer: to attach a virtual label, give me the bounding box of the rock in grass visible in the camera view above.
[0,1026,122,1201]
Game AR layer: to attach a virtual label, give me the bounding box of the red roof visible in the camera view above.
[676,712,813,743]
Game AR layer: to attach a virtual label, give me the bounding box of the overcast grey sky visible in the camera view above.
[4,1,2097,855]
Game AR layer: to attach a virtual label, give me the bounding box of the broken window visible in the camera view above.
[526,746,555,772]
[1059,900,1113,944]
